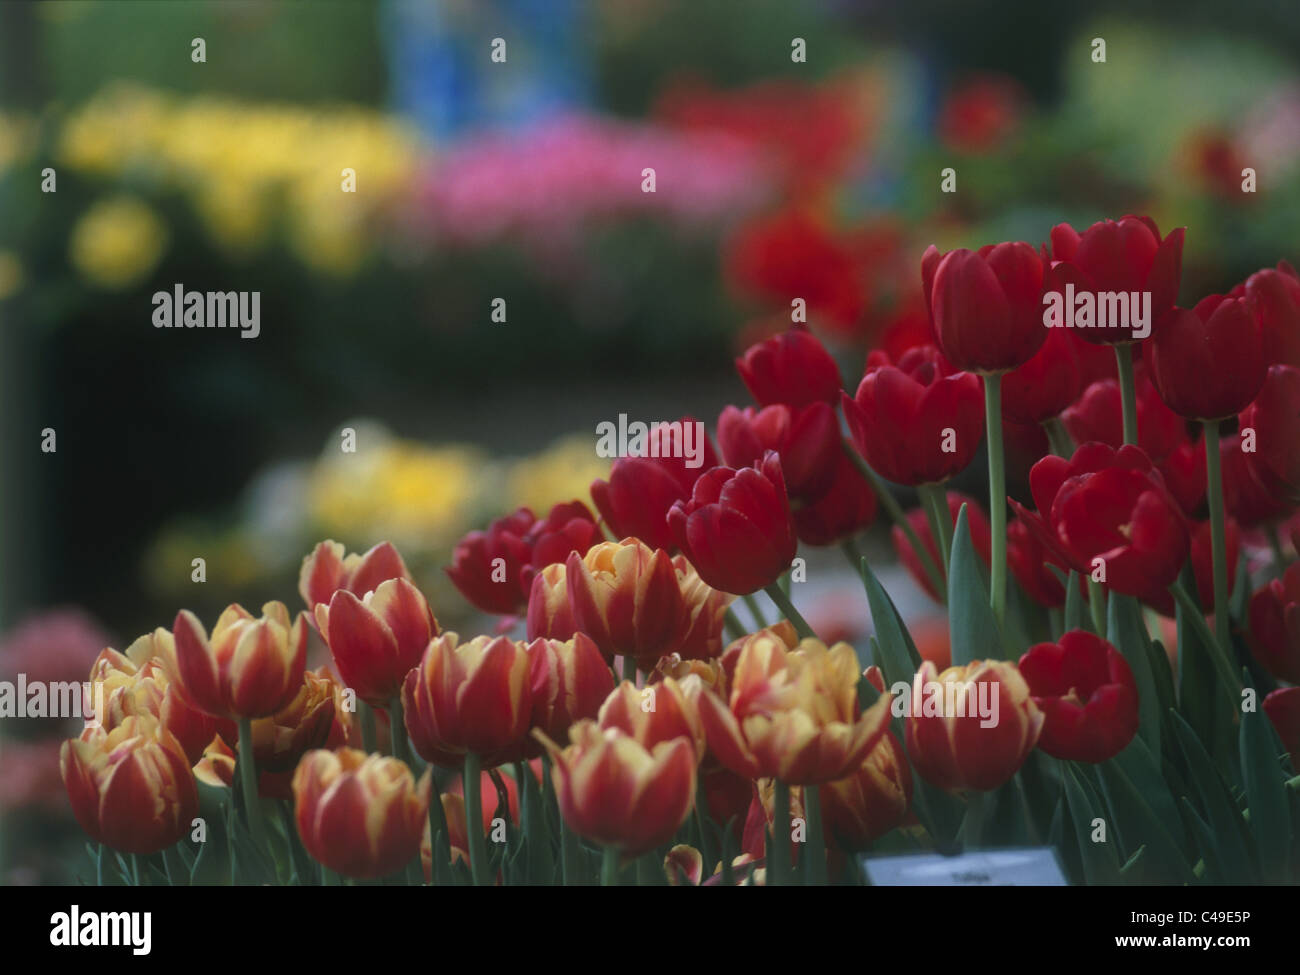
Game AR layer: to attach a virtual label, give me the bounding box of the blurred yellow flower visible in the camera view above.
[506,434,607,516]
[0,252,23,300]
[68,196,168,289]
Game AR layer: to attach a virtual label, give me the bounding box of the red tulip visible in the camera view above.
[314,578,439,706]
[1221,430,1290,527]
[791,451,878,546]
[716,402,839,500]
[905,660,1043,792]
[734,327,843,408]
[841,345,984,486]
[1236,261,1300,368]
[1248,562,1300,683]
[590,419,718,552]
[1011,442,1190,597]
[1239,365,1300,504]
[1018,631,1139,763]
[891,491,992,602]
[1062,374,1189,463]
[1046,215,1184,345]
[1158,436,1207,518]
[565,539,685,666]
[528,633,617,745]
[921,241,1047,373]
[1001,324,1083,424]
[667,452,797,596]
[1007,516,1067,608]
[1145,297,1267,420]
[525,563,577,641]
[446,502,602,616]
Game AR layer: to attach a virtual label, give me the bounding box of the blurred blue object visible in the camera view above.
[384,0,592,141]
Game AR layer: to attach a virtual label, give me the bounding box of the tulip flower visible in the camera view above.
[173,602,308,720]
[419,779,522,883]
[402,633,533,767]
[565,538,686,669]
[1221,432,1290,527]
[1011,443,1190,597]
[1136,518,1238,617]
[1045,215,1184,346]
[695,634,891,785]
[1006,516,1067,608]
[60,714,199,854]
[1000,324,1083,424]
[734,327,843,408]
[1146,297,1267,421]
[1018,631,1139,763]
[667,452,798,597]
[249,669,337,772]
[672,556,733,661]
[598,677,706,758]
[590,418,718,552]
[716,402,840,500]
[446,502,602,616]
[791,452,878,547]
[841,345,984,487]
[536,720,697,870]
[921,241,1047,374]
[664,845,705,886]
[819,717,912,848]
[1248,562,1300,683]
[525,562,578,641]
[528,633,617,745]
[1159,437,1207,517]
[1235,261,1300,369]
[905,659,1043,792]
[88,630,234,764]
[1263,687,1300,769]
[292,748,430,879]
[1239,364,1300,505]
[1062,375,1187,464]
[299,540,410,613]
[314,577,439,706]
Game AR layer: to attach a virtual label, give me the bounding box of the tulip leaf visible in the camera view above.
[1106,593,1160,758]
[1062,569,1084,634]
[1175,577,1227,760]
[858,560,921,686]
[1118,846,1147,881]
[1063,764,1120,884]
[1097,758,1194,883]
[1239,678,1292,884]
[1179,798,1227,884]
[948,505,1005,665]
[1169,712,1256,883]
[1110,735,1184,855]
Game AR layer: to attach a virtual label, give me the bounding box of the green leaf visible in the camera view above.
[1240,679,1292,883]
[1107,594,1161,757]
[1169,712,1255,883]
[948,504,1005,664]
[859,560,921,687]
[1063,764,1120,884]
[1063,570,1084,633]
[1098,758,1194,883]
[1179,798,1226,884]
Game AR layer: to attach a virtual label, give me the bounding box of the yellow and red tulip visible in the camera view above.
[298,539,410,612]
[173,602,308,720]
[292,748,430,879]
[60,714,199,854]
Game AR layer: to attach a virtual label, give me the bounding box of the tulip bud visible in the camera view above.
[250,669,337,772]
[525,563,577,641]
[1018,631,1138,763]
[1248,563,1300,684]
[905,659,1043,792]
[792,452,878,547]
[60,714,199,854]
[599,677,705,758]
[314,578,439,706]
[1146,298,1267,420]
[1240,364,1300,504]
[299,540,410,613]
[1263,687,1300,769]
[292,748,430,879]
[565,539,685,664]
[735,327,843,408]
[529,633,616,745]
[536,721,697,857]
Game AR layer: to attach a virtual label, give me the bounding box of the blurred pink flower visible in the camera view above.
[0,608,111,687]
[415,114,773,246]
[0,738,68,814]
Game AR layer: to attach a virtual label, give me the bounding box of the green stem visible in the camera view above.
[1169,581,1242,700]
[236,717,269,851]
[463,753,490,886]
[388,696,412,769]
[359,699,377,755]
[919,483,954,581]
[723,608,747,641]
[1048,607,1064,640]
[1114,345,1139,446]
[1202,421,1232,652]
[622,655,637,683]
[770,780,792,886]
[841,439,945,597]
[741,593,768,630]
[984,373,1008,628]
[764,583,816,641]
[600,845,621,886]
[1086,577,1107,637]
[802,784,828,885]
[1043,416,1075,458]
